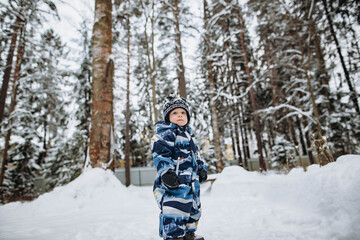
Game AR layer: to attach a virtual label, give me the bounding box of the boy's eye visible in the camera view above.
[171,110,186,115]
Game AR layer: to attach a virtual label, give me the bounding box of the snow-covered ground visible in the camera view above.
[0,155,359,240]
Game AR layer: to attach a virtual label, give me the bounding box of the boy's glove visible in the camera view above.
[161,170,180,189]
[198,169,208,183]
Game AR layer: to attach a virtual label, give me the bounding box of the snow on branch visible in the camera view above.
[207,4,232,29]
[308,0,315,19]
[161,0,175,11]
[283,49,302,55]
[256,104,316,124]
[210,77,261,103]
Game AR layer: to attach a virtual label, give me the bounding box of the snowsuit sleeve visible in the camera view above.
[194,144,208,172]
[151,129,176,176]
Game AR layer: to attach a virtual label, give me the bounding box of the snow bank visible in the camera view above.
[0,168,159,240]
[0,155,359,240]
[2,168,127,215]
[200,154,360,240]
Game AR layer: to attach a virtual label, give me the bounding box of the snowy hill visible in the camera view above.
[0,155,359,240]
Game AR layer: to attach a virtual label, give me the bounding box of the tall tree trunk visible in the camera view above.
[147,87,154,128]
[0,30,24,188]
[296,117,307,156]
[124,8,131,187]
[240,102,250,162]
[172,0,187,98]
[237,9,266,171]
[229,64,243,167]
[266,120,274,151]
[308,17,331,113]
[322,0,360,114]
[240,128,249,169]
[237,114,245,167]
[204,0,223,172]
[89,0,114,169]
[235,84,249,168]
[150,1,158,122]
[289,118,299,146]
[234,116,243,166]
[264,39,278,149]
[0,16,23,126]
[305,128,315,165]
[144,0,158,122]
[84,64,92,163]
[264,38,281,110]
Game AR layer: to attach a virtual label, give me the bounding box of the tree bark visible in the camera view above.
[322,0,359,114]
[89,0,114,170]
[0,30,24,188]
[0,16,23,126]
[204,0,223,172]
[237,9,266,171]
[124,7,131,187]
[172,0,187,98]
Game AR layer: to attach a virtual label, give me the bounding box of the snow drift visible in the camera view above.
[0,155,359,240]
[201,155,360,240]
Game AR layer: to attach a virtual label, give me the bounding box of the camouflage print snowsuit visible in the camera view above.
[151,121,207,239]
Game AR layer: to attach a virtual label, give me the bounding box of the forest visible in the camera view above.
[0,0,359,203]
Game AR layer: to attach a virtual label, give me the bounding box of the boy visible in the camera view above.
[151,94,208,240]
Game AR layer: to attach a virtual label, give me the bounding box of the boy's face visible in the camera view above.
[169,108,188,126]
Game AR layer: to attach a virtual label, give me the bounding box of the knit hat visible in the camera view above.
[163,93,191,124]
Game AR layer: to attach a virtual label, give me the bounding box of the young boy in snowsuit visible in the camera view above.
[151,95,208,240]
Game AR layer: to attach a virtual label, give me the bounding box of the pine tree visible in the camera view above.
[1,28,69,201]
[0,15,23,126]
[24,29,69,190]
[159,0,192,98]
[43,20,94,189]
[322,0,359,114]
[0,0,59,126]
[202,0,223,172]
[140,0,159,123]
[72,20,92,165]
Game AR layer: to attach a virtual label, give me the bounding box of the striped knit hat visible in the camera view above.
[163,93,190,124]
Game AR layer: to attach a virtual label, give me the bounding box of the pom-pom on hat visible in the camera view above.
[163,92,190,124]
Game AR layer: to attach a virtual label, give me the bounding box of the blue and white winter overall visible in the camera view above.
[151,121,207,239]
